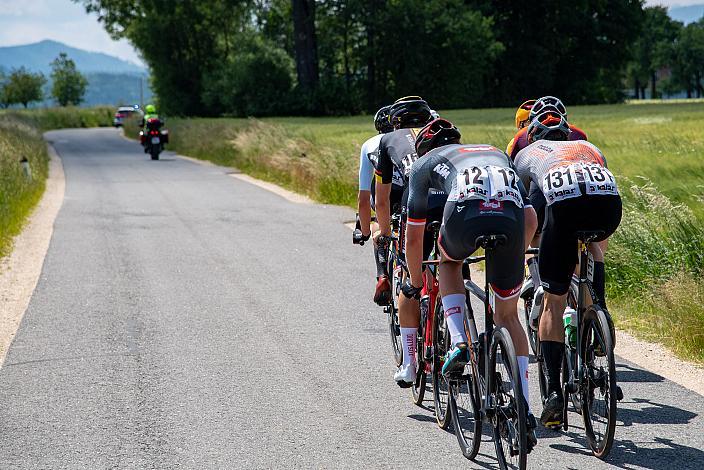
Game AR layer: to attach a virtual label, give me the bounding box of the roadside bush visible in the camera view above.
[6,106,113,131]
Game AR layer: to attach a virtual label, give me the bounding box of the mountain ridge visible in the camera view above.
[0,40,145,75]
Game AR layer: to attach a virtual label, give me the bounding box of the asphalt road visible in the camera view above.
[0,128,702,469]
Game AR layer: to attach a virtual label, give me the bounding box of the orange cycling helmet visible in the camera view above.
[515,99,536,129]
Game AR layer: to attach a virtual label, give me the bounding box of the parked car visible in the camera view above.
[113,105,142,127]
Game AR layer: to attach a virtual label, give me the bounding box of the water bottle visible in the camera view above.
[563,307,578,348]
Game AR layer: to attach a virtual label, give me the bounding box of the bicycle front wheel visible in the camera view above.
[580,305,617,459]
[431,297,451,429]
[451,348,482,460]
[388,254,403,366]
[489,327,527,470]
[411,327,427,406]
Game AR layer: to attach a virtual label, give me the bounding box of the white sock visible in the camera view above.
[400,327,418,367]
[517,355,530,412]
[442,293,467,346]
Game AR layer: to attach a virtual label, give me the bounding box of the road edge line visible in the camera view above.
[0,143,66,367]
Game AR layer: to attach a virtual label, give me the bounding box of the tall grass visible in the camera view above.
[0,115,49,258]
[154,102,704,361]
[0,107,115,258]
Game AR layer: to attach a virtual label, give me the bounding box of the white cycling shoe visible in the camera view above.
[394,363,416,388]
[529,286,544,332]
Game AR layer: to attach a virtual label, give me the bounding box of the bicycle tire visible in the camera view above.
[521,286,539,357]
[450,328,482,460]
[411,326,427,406]
[431,296,451,429]
[490,327,528,470]
[388,253,403,366]
[580,306,617,459]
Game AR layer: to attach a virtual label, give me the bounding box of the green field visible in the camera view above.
[152,102,704,362]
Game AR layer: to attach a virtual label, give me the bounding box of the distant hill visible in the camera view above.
[0,40,144,75]
[669,4,704,24]
[0,40,153,107]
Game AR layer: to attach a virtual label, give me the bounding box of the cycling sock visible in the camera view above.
[540,341,564,395]
[593,261,607,309]
[517,355,530,412]
[400,327,418,367]
[527,256,541,287]
[373,245,386,278]
[442,293,467,345]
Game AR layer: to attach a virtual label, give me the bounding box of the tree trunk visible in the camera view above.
[634,77,640,99]
[292,0,319,92]
[650,71,658,99]
[640,86,646,99]
[22,102,28,108]
[365,0,378,112]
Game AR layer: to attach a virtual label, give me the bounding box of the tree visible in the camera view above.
[661,19,704,98]
[291,0,319,93]
[4,67,46,108]
[51,53,88,106]
[627,6,681,99]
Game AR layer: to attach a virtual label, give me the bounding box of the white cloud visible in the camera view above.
[0,0,143,65]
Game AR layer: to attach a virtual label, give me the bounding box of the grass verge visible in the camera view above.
[132,103,704,362]
[0,107,114,258]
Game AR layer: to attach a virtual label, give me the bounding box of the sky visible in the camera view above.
[0,0,142,65]
[0,0,700,67]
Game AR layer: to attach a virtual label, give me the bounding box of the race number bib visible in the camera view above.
[400,153,419,176]
[542,165,581,205]
[453,166,523,207]
[581,163,618,196]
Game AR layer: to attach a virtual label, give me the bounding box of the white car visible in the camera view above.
[113,105,142,127]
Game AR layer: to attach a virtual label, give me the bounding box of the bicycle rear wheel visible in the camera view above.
[411,325,427,406]
[431,297,451,429]
[451,349,482,460]
[490,327,527,470]
[521,285,538,356]
[580,305,617,459]
[388,253,403,366]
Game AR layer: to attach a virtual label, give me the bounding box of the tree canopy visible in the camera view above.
[51,53,88,106]
[74,1,702,116]
[2,67,46,108]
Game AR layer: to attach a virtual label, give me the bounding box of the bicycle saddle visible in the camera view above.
[474,234,507,250]
[575,230,605,243]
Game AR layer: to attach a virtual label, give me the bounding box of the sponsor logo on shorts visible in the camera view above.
[456,205,466,212]
[479,200,504,213]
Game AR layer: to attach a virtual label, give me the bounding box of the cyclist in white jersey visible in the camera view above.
[514,113,622,428]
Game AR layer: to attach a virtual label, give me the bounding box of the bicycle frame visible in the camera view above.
[420,226,441,373]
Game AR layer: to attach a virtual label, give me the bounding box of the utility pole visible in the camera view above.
[139,75,144,107]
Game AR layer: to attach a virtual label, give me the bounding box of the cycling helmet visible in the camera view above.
[515,99,536,129]
[529,96,567,121]
[415,118,462,157]
[430,109,440,119]
[374,105,393,134]
[389,96,432,129]
[527,111,570,143]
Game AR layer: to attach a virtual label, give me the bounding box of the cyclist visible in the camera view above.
[513,112,622,428]
[354,105,400,305]
[374,96,444,386]
[404,118,539,448]
[139,104,160,128]
[507,96,587,160]
[506,99,536,155]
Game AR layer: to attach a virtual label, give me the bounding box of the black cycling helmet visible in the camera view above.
[389,96,432,129]
[529,96,567,121]
[374,105,393,133]
[527,111,570,143]
[415,118,462,157]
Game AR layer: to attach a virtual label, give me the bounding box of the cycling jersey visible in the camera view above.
[406,143,532,298]
[358,134,383,191]
[514,139,622,295]
[406,144,530,225]
[507,124,587,160]
[376,128,422,187]
[513,140,618,206]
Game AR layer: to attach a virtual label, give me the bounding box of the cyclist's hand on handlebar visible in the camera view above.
[353,229,370,246]
[401,280,422,299]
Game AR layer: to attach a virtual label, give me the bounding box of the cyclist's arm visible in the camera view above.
[358,145,375,236]
[506,137,515,156]
[375,140,394,237]
[406,160,431,287]
[518,179,537,250]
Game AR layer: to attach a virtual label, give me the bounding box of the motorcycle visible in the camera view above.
[139,118,169,160]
